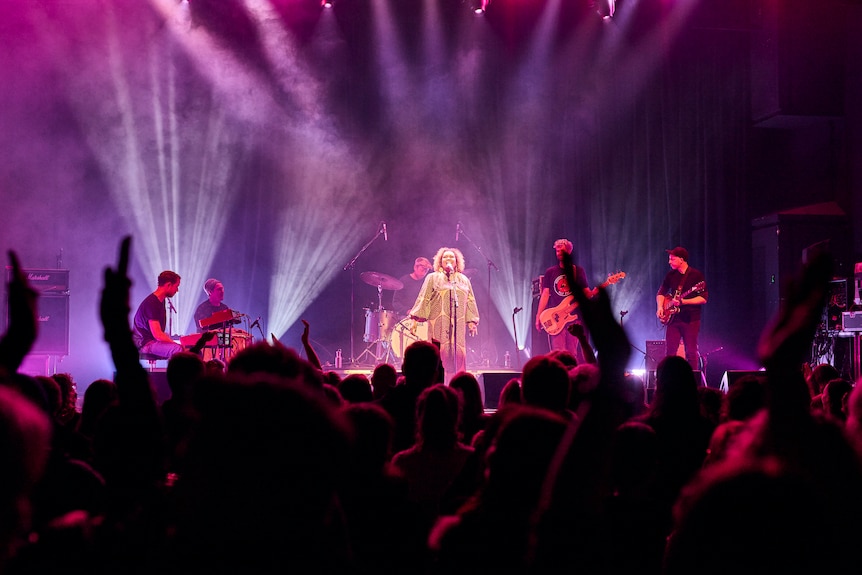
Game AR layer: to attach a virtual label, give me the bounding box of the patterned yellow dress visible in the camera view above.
[409,270,479,374]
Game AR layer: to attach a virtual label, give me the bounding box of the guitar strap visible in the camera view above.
[674,274,686,297]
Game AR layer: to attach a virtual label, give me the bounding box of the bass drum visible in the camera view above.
[389,318,429,360]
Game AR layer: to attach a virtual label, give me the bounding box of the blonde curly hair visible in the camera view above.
[432,247,465,273]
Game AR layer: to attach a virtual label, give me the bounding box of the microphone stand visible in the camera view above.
[512,307,523,370]
[456,223,499,290]
[456,224,498,366]
[342,224,385,366]
[447,268,457,375]
[167,298,176,338]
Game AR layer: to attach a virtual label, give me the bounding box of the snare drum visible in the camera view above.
[389,318,429,359]
[364,309,400,342]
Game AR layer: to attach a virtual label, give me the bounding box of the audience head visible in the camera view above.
[51,372,78,415]
[0,386,52,563]
[79,379,118,437]
[650,355,699,417]
[416,384,461,451]
[821,378,852,421]
[448,371,483,418]
[401,340,440,386]
[228,341,323,389]
[371,363,398,400]
[722,373,766,422]
[809,363,841,395]
[483,406,567,506]
[342,403,394,472]
[498,378,522,409]
[547,349,578,369]
[167,352,206,396]
[338,373,373,403]
[521,355,570,413]
[173,374,352,570]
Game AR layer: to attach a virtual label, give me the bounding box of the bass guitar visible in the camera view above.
[539,272,626,336]
[659,281,705,325]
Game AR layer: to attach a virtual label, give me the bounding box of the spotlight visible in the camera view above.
[469,0,489,14]
[594,0,616,19]
[321,0,332,7]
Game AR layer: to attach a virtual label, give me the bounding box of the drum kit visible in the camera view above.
[355,270,428,366]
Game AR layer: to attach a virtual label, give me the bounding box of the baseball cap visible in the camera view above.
[666,247,689,261]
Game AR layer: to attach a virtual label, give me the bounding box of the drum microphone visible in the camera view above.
[249,317,260,330]
[167,298,177,313]
[382,222,388,241]
[514,306,523,314]
[455,222,461,242]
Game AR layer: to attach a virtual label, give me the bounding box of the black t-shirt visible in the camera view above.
[194,300,230,331]
[133,293,166,348]
[658,267,708,322]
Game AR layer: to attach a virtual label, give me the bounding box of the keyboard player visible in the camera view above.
[194,278,235,331]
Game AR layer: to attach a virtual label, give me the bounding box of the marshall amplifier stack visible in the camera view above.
[5,268,69,357]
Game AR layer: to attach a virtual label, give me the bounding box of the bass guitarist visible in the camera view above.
[535,238,597,363]
[656,246,708,370]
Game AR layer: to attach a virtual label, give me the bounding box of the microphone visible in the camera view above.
[456,222,461,242]
[249,317,261,330]
[382,222,388,241]
[445,263,453,277]
[514,307,523,314]
[167,298,177,313]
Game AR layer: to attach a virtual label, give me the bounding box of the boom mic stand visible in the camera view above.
[343,223,386,366]
[456,223,499,367]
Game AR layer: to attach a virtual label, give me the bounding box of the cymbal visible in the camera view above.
[360,271,403,291]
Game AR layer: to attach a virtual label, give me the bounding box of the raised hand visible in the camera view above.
[190,331,217,354]
[0,251,39,375]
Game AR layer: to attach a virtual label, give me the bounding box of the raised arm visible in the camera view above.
[301,319,323,371]
[0,251,38,377]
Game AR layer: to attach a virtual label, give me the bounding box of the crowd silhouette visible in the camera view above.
[0,237,860,574]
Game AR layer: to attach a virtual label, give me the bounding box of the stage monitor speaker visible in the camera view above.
[720,370,765,393]
[480,371,520,410]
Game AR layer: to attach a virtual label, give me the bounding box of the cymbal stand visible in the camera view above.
[343,223,386,366]
[356,282,388,366]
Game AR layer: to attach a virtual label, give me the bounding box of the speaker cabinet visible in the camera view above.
[31,295,70,355]
[5,268,70,356]
[479,371,520,410]
[646,340,688,371]
[646,341,665,371]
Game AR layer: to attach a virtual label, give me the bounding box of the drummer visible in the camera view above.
[392,257,432,316]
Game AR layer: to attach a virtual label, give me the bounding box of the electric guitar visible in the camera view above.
[539,272,626,336]
[659,281,705,325]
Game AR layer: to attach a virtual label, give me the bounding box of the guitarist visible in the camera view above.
[656,246,708,370]
[535,239,597,363]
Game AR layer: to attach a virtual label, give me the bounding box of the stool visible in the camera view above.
[140,352,163,372]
